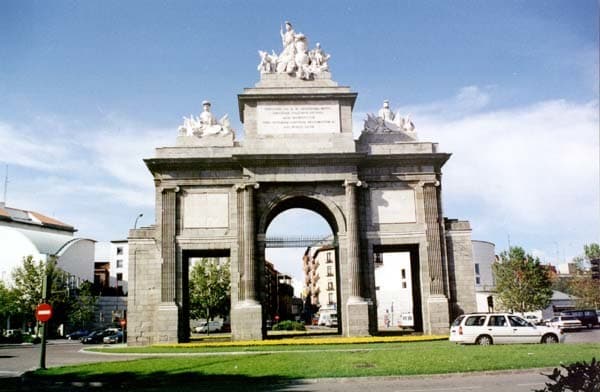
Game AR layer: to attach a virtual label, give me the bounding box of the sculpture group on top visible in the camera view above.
[178,100,234,138]
[257,21,331,80]
[364,100,416,135]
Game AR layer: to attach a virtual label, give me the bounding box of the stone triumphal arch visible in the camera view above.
[127,23,477,344]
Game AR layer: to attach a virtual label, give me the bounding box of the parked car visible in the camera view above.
[523,314,541,325]
[546,316,582,331]
[103,331,124,344]
[450,313,565,345]
[81,328,120,344]
[560,310,599,329]
[3,329,22,338]
[66,330,89,340]
[194,321,221,333]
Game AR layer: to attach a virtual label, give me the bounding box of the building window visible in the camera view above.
[476,276,481,285]
[474,263,480,275]
[401,269,406,279]
[328,292,335,304]
[402,282,407,289]
[326,252,332,263]
[116,273,123,282]
[116,259,123,268]
[327,281,334,291]
[327,266,333,277]
[116,247,123,256]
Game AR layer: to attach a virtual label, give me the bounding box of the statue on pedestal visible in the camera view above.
[178,100,234,137]
[257,21,331,80]
[364,100,417,135]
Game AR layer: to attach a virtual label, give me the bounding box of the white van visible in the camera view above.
[318,313,338,327]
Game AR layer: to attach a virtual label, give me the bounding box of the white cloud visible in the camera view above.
[417,98,598,227]
[86,126,172,190]
[0,115,173,209]
[0,121,86,172]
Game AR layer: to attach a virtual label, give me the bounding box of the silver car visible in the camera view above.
[450,313,565,345]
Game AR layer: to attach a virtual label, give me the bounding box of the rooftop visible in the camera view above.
[0,202,75,233]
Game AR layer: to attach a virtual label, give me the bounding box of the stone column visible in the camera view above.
[242,183,259,304]
[231,182,262,341]
[161,186,178,302]
[343,180,370,337]
[423,182,450,334]
[344,180,363,302]
[157,186,179,343]
[423,183,444,295]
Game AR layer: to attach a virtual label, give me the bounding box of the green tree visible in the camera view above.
[492,246,553,312]
[583,243,600,260]
[0,281,19,329]
[189,258,231,326]
[568,243,600,308]
[67,281,97,330]
[11,255,70,331]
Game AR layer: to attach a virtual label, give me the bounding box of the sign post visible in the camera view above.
[37,273,53,370]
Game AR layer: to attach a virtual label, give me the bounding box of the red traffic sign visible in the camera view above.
[120,319,126,327]
[35,303,53,322]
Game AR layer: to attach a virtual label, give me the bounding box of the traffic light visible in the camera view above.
[591,258,600,280]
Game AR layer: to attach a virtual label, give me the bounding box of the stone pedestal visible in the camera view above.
[345,300,370,337]
[155,303,179,343]
[231,302,263,341]
[427,295,450,335]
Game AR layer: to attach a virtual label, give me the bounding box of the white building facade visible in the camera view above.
[0,203,94,285]
[94,240,129,294]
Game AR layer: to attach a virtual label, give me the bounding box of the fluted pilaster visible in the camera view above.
[344,180,364,301]
[161,187,178,302]
[236,183,260,304]
[424,183,445,295]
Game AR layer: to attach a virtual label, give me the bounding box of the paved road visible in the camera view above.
[1,329,598,391]
[0,339,138,378]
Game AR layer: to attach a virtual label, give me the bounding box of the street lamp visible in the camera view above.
[134,213,143,229]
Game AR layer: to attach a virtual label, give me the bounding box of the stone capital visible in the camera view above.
[343,179,367,188]
[161,186,180,194]
[235,182,260,192]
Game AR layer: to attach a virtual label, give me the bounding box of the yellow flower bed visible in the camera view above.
[155,334,448,349]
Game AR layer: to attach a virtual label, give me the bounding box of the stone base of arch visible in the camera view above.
[231,302,262,341]
[426,295,450,335]
[156,303,179,343]
[345,299,370,337]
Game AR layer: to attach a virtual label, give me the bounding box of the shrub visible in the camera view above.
[23,334,42,344]
[536,357,600,392]
[272,320,306,331]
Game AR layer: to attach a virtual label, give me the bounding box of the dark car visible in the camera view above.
[66,330,89,340]
[560,310,599,329]
[81,329,110,344]
[103,331,123,344]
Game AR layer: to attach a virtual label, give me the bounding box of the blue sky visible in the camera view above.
[1,1,598,278]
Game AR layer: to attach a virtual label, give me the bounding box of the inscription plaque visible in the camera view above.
[256,101,340,134]
[183,193,229,228]
[371,189,416,224]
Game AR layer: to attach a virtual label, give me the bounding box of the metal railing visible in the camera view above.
[265,235,337,248]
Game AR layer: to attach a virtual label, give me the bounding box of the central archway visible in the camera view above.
[257,193,346,336]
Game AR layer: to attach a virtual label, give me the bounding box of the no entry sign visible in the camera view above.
[35,303,53,323]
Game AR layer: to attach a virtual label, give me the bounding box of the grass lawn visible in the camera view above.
[18,340,600,391]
